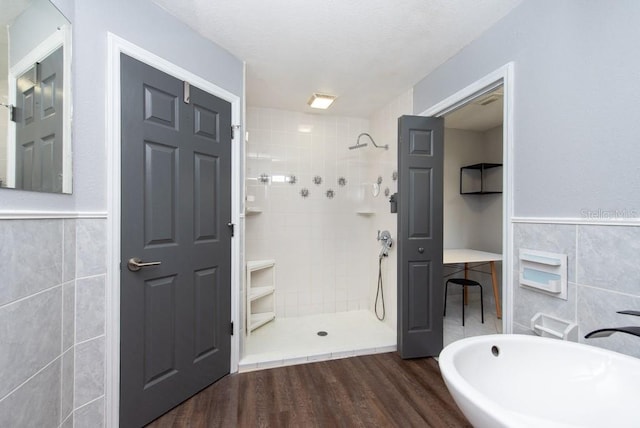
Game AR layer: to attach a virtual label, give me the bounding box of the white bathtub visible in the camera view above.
[438,334,640,428]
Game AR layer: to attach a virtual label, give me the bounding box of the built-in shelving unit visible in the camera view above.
[246,259,276,335]
[459,163,503,194]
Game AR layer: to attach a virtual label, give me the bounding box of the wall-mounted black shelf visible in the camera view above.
[460,163,503,194]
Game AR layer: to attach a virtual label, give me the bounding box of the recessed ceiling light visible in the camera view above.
[307,93,336,109]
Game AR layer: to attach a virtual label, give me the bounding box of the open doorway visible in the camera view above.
[418,63,514,350]
[397,64,513,357]
[441,86,504,346]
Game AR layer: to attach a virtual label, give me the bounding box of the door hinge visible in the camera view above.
[230,321,234,335]
[231,124,241,140]
[183,81,190,104]
[227,222,235,237]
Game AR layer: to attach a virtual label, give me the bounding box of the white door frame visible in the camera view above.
[418,62,515,334]
[104,33,242,427]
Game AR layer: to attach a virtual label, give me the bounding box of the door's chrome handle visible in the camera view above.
[418,247,424,254]
[127,257,161,272]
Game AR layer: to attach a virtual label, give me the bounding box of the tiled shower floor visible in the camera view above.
[239,297,501,372]
[239,310,396,372]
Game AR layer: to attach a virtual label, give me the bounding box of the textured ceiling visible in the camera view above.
[152,0,522,118]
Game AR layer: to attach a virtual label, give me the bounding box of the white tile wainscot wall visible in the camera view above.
[367,89,413,332]
[245,107,374,318]
[0,217,107,427]
[512,219,640,358]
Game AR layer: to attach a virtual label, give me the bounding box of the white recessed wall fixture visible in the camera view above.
[307,92,336,109]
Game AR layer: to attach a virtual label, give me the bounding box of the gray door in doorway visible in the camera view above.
[397,115,444,359]
[119,54,232,427]
[15,46,64,192]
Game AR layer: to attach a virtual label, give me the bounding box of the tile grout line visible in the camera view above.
[0,355,61,404]
[72,393,105,415]
[0,282,63,311]
[72,240,78,418]
[60,219,67,426]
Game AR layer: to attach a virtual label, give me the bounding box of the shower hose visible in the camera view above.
[375,256,385,320]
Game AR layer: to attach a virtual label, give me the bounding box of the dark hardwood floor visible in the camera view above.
[146,352,470,428]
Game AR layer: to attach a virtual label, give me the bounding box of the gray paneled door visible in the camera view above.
[15,46,64,192]
[397,115,444,359]
[119,54,232,427]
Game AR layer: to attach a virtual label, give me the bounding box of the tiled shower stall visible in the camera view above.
[244,105,401,320]
[241,92,411,361]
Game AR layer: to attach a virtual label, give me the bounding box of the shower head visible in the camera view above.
[349,143,368,150]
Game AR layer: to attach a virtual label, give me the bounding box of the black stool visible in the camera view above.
[444,278,484,326]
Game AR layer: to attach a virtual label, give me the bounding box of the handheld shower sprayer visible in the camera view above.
[375,230,393,321]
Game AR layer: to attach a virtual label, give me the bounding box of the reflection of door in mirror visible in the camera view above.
[15,47,63,192]
[1,0,71,193]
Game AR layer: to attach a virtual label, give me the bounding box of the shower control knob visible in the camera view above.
[418,247,424,253]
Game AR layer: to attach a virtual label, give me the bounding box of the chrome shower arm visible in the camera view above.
[356,132,388,150]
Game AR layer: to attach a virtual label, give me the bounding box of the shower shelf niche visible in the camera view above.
[246,259,276,334]
[244,207,263,216]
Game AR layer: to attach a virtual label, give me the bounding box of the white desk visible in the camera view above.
[443,249,502,319]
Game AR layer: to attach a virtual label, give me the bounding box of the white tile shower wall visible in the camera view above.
[245,107,373,317]
[0,218,106,427]
[512,222,640,358]
[368,89,413,331]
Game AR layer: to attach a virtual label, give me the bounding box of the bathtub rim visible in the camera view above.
[438,333,640,427]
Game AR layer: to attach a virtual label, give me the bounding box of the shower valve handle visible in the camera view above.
[377,230,392,244]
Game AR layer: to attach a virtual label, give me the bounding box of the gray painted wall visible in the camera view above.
[1,0,243,212]
[50,0,74,22]
[414,0,640,218]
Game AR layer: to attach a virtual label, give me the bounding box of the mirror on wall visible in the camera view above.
[0,0,72,194]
